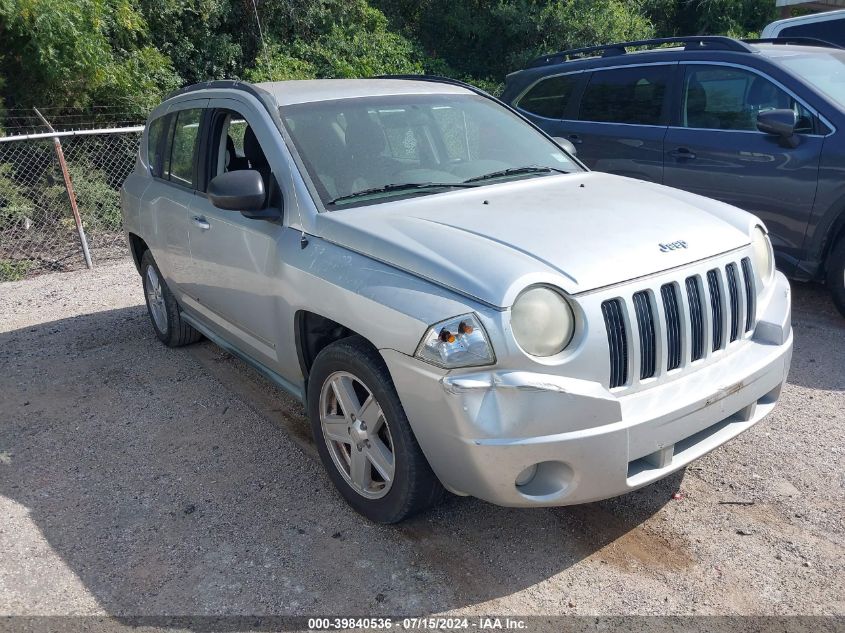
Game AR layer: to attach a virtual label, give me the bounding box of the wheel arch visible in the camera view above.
[128,233,149,275]
[822,210,845,276]
[295,311,381,386]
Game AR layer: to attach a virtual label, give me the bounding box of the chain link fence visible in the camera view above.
[0,127,142,281]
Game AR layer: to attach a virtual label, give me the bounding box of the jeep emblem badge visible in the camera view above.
[659,240,688,252]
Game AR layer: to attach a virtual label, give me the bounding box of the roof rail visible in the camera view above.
[743,37,844,49]
[375,74,490,95]
[164,79,255,101]
[161,79,283,127]
[526,36,753,68]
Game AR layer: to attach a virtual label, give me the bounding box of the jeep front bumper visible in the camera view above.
[382,272,792,507]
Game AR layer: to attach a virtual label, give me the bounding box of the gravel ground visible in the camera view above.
[0,259,843,621]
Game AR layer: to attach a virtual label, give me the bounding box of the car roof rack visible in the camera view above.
[376,74,488,94]
[160,79,284,127]
[525,36,753,68]
[743,37,844,49]
[164,79,259,101]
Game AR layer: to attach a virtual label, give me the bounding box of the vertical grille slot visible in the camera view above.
[633,291,656,379]
[726,263,740,342]
[741,257,755,333]
[707,269,723,351]
[685,276,704,362]
[661,284,682,371]
[601,299,628,388]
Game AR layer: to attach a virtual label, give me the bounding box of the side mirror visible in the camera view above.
[553,137,577,157]
[207,170,266,211]
[757,109,800,148]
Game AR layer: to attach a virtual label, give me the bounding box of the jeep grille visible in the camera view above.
[602,257,756,389]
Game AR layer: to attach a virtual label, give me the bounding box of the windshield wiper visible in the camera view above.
[462,165,568,184]
[328,182,477,205]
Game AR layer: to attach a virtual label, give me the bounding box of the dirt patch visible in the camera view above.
[572,505,695,572]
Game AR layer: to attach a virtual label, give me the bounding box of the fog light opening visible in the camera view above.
[514,461,574,498]
[515,464,538,487]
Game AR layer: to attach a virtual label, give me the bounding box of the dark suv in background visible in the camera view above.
[502,36,845,316]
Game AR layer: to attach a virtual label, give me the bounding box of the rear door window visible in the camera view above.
[147,115,171,178]
[579,65,671,125]
[518,74,580,119]
[166,108,203,188]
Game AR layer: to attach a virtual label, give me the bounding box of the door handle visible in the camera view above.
[669,147,696,160]
[192,216,211,230]
[567,134,583,144]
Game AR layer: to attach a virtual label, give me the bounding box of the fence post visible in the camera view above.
[33,108,93,270]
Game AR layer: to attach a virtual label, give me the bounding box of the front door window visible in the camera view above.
[680,66,813,133]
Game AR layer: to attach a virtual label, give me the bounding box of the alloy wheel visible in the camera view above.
[319,371,395,499]
[145,265,168,333]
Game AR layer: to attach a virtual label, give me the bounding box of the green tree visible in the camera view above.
[137,0,242,85]
[0,0,180,114]
[643,0,777,38]
[374,0,654,88]
[0,0,783,122]
[245,0,423,81]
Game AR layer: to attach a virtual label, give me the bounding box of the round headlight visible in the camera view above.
[751,226,774,289]
[511,286,574,357]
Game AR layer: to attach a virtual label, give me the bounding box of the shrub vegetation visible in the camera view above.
[0,0,778,112]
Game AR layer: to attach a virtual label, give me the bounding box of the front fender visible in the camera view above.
[282,233,492,357]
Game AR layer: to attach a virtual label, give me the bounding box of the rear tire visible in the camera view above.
[140,250,202,347]
[826,238,845,319]
[307,336,444,523]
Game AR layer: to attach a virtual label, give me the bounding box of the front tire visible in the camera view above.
[140,250,202,347]
[307,336,444,523]
[826,238,845,318]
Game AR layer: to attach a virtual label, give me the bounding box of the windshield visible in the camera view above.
[280,93,582,208]
[774,49,845,106]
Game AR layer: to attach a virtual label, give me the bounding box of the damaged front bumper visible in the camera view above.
[382,273,793,507]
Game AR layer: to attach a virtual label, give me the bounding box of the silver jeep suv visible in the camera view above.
[120,78,793,523]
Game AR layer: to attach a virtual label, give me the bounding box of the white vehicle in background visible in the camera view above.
[762,9,845,47]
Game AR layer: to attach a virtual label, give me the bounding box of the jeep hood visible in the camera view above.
[314,172,751,308]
